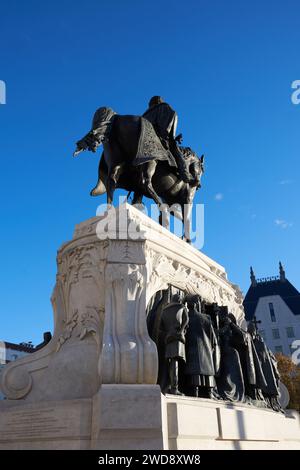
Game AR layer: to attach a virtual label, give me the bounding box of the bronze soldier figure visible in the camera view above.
[248,322,283,412]
[227,314,267,403]
[184,295,219,398]
[160,293,189,395]
[216,307,246,402]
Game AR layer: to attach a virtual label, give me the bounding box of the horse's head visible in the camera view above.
[190,154,205,188]
[180,147,205,189]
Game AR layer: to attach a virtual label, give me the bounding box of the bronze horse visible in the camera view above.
[74,110,204,242]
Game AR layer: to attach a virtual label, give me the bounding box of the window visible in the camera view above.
[275,345,283,353]
[289,344,296,354]
[259,330,266,340]
[269,302,276,322]
[286,327,295,338]
[272,328,280,339]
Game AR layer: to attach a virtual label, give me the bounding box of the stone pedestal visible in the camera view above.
[164,395,300,450]
[0,203,299,449]
[1,388,300,450]
[91,385,166,450]
[0,203,244,403]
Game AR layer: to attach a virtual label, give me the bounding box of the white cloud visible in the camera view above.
[274,219,293,229]
[279,179,292,185]
[214,193,224,201]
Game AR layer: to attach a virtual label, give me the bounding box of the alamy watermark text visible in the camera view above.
[0,80,6,105]
[291,80,300,105]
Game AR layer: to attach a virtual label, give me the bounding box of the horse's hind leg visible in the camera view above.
[102,140,124,205]
[142,161,163,207]
[159,209,170,230]
[143,161,171,226]
[132,192,144,205]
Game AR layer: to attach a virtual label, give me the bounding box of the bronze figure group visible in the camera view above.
[147,290,283,412]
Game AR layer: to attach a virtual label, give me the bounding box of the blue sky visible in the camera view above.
[0,0,299,344]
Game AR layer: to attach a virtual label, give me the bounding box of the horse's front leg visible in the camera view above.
[183,206,192,243]
[182,187,197,243]
[159,207,170,230]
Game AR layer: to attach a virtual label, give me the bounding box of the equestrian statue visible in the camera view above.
[73,96,204,242]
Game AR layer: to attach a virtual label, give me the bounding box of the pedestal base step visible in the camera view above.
[0,385,299,450]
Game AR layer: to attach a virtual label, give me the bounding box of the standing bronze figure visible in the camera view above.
[184,295,220,398]
[216,308,246,402]
[248,322,283,412]
[160,293,189,395]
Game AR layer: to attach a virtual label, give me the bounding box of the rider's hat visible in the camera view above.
[148,96,164,108]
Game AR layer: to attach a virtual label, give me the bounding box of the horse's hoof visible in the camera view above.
[132,202,145,211]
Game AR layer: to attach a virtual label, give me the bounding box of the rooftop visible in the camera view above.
[2,341,36,354]
[243,263,300,321]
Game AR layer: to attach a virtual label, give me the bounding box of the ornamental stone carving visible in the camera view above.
[1,204,245,402]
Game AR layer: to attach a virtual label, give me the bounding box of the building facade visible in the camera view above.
[0,341,35,399]
[243,263,300,357]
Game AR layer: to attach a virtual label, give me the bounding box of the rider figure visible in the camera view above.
[143,96,190,182]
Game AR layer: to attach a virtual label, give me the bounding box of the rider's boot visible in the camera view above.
[90,181,104,196]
